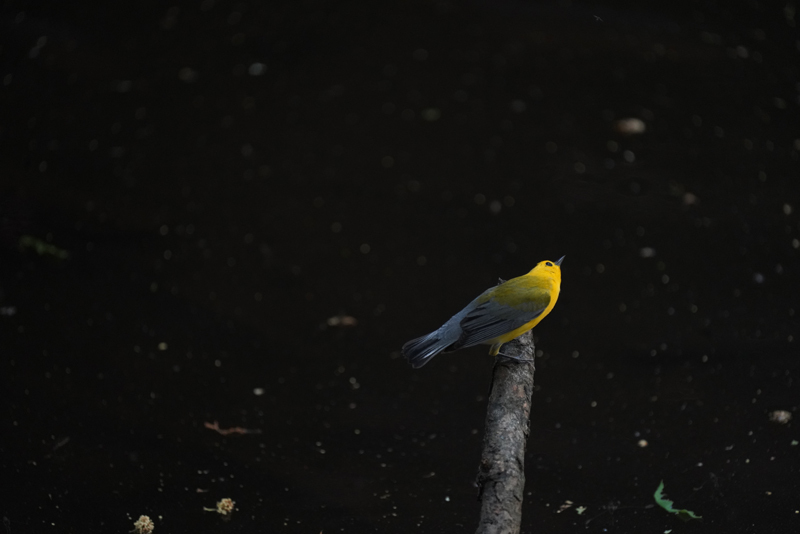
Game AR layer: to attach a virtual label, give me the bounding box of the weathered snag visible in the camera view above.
[475,330,535,534]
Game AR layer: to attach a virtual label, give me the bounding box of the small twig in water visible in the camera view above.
[203,421,261,435]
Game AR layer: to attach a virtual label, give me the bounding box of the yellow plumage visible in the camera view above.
[402,257,564,368]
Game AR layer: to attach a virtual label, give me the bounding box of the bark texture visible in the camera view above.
[475,330,535,534]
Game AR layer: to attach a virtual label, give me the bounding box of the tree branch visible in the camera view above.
[475,330,535,534]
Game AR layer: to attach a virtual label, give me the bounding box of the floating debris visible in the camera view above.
[203,421,262,435]
[326,315,358,327]
[653,480,701,521]
[131,515,154,534]
[768,410,792,424]
[556,500,574,513]
[204,498,235,516]
[614,118,646,135]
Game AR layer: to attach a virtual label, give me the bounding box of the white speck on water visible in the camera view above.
[615,118,646,135]
[248,62,266,76]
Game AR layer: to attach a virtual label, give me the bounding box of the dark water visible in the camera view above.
[2,0,798,532]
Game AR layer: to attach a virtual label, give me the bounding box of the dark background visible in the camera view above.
[1,0,798,532]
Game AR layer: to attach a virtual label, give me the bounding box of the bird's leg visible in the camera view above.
[486,343,504,398]
[497,352,535,364]
[495,344,534,363]
[491,343,534,364]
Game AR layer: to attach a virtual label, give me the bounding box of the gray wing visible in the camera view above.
[401,293,487,367]
[453,294,550,348]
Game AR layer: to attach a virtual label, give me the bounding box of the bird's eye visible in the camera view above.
[546,261,553,267]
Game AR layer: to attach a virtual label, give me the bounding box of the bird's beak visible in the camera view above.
[554,255,565,266]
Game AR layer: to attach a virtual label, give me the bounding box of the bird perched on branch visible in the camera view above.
[402,257,564,368]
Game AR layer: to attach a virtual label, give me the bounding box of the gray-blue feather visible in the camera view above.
[401,294,483,368]
[402,288,548,368]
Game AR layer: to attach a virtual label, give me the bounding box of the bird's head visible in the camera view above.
[532,256,565,281]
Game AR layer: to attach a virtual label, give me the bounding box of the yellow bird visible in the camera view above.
[402,257,564,368]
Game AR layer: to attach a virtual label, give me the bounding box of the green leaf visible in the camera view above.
[654,480,702,521]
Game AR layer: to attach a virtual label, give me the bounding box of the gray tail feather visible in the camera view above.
[402,332,452,368]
